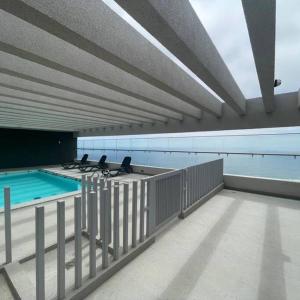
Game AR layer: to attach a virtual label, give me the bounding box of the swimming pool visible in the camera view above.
[0,170,81,208]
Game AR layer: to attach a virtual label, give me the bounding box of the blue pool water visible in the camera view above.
[0,170,81,208]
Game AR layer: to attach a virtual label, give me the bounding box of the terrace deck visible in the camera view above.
[1,168,300,299]
[85,189,300,300]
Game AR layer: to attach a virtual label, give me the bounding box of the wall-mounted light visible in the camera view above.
[274,79,282,87]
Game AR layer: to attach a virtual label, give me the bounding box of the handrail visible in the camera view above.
[77,148,300,157]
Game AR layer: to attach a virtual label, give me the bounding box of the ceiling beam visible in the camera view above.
[0,94,149,124]
[0,58,197,119]
[0,118,102,131]
[0,122,74,132]
[115,0,246,115]
[0,0,222,116]
[0,69,183,121]
[242,0,276,113]
[0,111,117,128]
[80,92,299,136]
[0,105,127,126]
[0,114,95,127]
[0,87,166,123]
[0,84,168,122]
[0,101,134,125]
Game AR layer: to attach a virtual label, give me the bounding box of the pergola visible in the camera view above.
[0,0,299,136]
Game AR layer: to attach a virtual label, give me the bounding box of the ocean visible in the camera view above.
[77,130,300,181]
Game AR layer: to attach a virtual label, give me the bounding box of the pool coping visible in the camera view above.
[0,169,81,213]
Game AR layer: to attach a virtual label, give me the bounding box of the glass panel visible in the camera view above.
[77,130,300,181]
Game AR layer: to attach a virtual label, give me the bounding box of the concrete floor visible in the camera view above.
[85,189,300,300]
[0,272,13,300]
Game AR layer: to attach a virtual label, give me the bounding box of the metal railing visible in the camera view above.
[146,169,183,235]
[1,174,150,299]
[182,159,223,214]
[1,158,224,299]
[77,147,300,158]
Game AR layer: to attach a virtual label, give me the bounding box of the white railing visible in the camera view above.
[182,159,223,215]
[1,174,151,299]
[146,169,183,235]
[1,159,223,299]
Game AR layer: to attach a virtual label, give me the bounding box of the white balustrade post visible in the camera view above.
[113,183,120,260]
[81,175,87,229]
[123,183,129,254]
[74,196,82,289]
[35,206,45,300]
[132,181,138,248]
[89,191,97,278]
[57,201,65,300]
[4,187,12,264]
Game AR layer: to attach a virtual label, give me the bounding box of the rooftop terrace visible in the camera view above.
[0,160,299,299]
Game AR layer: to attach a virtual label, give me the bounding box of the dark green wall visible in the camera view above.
[0,129,76,169]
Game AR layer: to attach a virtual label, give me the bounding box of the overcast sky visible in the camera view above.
[102,1,299,136]
[190,0,300,98]
[107,0,299,99]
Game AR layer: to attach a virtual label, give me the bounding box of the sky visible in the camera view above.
[106,0,299,99]
[190,0,300,98]
[101,1,299,137]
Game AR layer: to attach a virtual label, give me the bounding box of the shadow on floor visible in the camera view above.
[257,205,288,300]
[160,198,242,300]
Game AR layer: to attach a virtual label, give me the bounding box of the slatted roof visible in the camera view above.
[0,0,298,134]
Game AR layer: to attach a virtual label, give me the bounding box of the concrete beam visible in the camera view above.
[242,0,276,112]
[0,111,118,128]
[0,122,75,132]
[0,0,222,116]
[0,114,98,127]
[0,53,199,119]
[0,70,182,121]
[0,93,149,124]
[0,101,135,125]
[0,41,185,120]
[79,92,300,136]
[0,117,109,131]
[0,86,166,123]
[115,0,246,115]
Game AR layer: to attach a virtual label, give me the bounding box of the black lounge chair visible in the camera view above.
[62,154,88,169]
[79,155,108,172]
[103,156,133,177]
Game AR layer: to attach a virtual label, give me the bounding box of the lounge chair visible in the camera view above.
[103,156,133,177]
[62,154,88,169]
[79,155,108,172]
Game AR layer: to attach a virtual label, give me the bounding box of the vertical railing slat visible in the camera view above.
[87,176,92,233]
[74,196,82,289]
[132,181,138,248]
[4,187,12,264]
[139,180,145,242]
[89,191,97,278]
[102,189,109,269]
[93,176,98,235]
[81,175,87,230]
[57,201,65,300]
[113,183,120,260]
[36,206,45,300]
[107,180,112,244]
[99,178,105,241]
[123,183,129,254]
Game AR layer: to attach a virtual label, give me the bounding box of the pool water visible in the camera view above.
[0,170,81,208]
